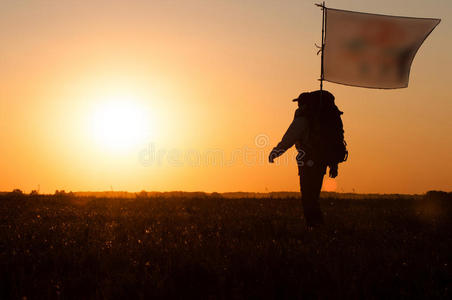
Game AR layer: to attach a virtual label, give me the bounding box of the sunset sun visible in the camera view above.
[90,96,149,152]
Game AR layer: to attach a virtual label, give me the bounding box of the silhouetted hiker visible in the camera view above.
[269,90,347,228]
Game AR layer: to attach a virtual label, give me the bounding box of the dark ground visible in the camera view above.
[1,192,451,299]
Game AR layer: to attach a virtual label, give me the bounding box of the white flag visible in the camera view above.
[323,8,440,89]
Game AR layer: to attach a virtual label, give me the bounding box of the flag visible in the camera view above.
[323,8,440,89]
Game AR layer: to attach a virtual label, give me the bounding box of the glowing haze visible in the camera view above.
[1,0,451,194]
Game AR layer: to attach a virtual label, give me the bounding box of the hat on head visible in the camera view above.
[292,90,335,104]
[292,92,311,102]
[309,90,334,101]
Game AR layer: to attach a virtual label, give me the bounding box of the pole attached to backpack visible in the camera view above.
[317,1,326,92]
[316,1,327,107]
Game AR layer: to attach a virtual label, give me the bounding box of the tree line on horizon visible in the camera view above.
[1,189,451,200]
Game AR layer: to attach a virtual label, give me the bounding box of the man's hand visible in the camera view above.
[329,164,338,178]
[269,155,275,163]
[268,149,278,163]
[269,148,283,163]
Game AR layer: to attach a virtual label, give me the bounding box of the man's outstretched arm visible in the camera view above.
[269,117,308,163]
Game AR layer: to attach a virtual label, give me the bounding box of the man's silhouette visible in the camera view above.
[269,90,339,228]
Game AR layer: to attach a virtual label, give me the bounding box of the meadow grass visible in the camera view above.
[1,193,451,299]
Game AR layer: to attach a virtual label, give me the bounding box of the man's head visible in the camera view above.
[292,90,335,109]
[292,92,311,108]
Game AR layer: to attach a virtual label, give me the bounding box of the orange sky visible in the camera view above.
[1,0,451,194]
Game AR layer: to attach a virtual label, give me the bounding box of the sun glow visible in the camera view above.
[90,96,149,152]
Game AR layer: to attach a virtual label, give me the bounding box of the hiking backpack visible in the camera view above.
[307,104,348,167]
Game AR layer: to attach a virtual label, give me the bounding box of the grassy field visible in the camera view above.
[1,192,451,299]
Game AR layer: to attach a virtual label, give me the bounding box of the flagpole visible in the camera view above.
[316,1,326,92]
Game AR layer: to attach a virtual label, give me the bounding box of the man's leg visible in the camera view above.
[299,163,326,227]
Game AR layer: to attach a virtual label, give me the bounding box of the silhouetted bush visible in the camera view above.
[53,190,75,199]
[426,190,452,201]
[210,192,223,199]
[135,190,149,199]
[6,189,24,199]
[11,189,23,195]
